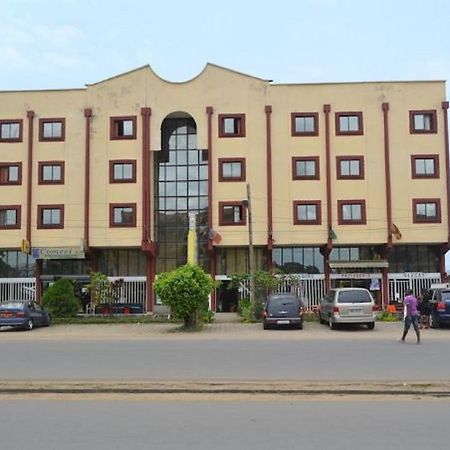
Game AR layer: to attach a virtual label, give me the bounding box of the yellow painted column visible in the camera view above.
[187,212,197,265]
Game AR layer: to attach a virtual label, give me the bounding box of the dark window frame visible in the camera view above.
[0,205,21,229]
[109,203,137,228]
[0,119,23,143]
[409,110,437,134]
[292,157,320,180]
[109,159,137,183]
[291,112,319,137]
[0,162,22,185]
[411,154,439,179]
[336,156,365,179]
[219,201,247,226]
[218,114,246,138]
[335,112,364,136]
[37,204,64,229]
[412,198,441,223]
[110,116,137,140]
[293,200,322,225]
[338,200,367,225]
[38,161,65,185]
[218,158,246,182]
[38,118,65,142]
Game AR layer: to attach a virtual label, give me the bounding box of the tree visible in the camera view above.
[42,278,81,318]
[229,271,301,320]
[154,264,214,328]
[87,272,118,315]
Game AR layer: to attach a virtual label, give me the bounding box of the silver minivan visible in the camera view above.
[319,288,376,330]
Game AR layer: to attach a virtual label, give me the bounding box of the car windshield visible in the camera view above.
[267,297,299,311]
[0,302,25,310]
[337,290,372,304]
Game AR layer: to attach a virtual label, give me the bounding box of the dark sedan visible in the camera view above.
[0,301,52,331]
[263,293,304,330]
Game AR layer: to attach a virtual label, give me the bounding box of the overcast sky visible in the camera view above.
[1,0,449,92]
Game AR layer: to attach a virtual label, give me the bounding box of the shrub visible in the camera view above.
[154,264,215,329]
[42,279,81,318]
[377,310,400,322]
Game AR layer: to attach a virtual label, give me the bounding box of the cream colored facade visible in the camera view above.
[0,64,448,309]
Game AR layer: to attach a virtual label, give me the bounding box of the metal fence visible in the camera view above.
[388,273,441,304]
[235,274,326,312]
[0,278,36,303]
[107,276,147,310]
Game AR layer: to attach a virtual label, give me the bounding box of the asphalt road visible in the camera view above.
[1,337,449,381]
[0,398,449,450]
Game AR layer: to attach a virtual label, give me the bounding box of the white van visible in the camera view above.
[319,288,377,330]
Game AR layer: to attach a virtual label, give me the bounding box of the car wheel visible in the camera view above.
[45,314,52,327]
[24,319,33,331]
[263,322,269,330]
[297,322,303,330]
[430,313,440,329]
[367,322,375,330]
[329,316,336,330]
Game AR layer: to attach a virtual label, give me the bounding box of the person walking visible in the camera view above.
[400,289,420,344]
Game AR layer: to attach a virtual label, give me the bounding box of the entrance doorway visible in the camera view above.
[216,281,239,312]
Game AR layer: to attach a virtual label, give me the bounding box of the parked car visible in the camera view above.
[319,288,376,330]
[263,293,304,330]
[0,301,52,331]
[429,284,450,328]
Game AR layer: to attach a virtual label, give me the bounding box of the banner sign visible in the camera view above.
[31,247,85,260]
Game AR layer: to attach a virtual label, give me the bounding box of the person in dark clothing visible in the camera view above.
[419,289,432,329]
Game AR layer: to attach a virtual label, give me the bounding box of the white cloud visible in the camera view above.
[41,52,77,68]
[32,24,85,45]
[0,46,28,68]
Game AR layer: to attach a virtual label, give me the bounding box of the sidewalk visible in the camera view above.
[1,319,449,341]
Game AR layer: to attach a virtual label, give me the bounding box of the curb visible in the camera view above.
[1,380,450,397]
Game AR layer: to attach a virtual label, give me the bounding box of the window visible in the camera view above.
[413,199,441,223]
[109,160,137,183]
[293,201,321,225]
[219,202,246,225]
[291,113,319,136]
[110,116,137,140]
[37,205,64,229]
[38,162,64,184]
[0,163,21,185]
[0,120,22,142]
[336,156,364,179]
[218,114,246,137]
[411,155,439,178]
[218,158,246,181]
[0,206,20,229]
[39,118,65,141]
[292,157,319,180]
[110,203,136,227]
[335,112,363,135]
[338,200,366,224]
[409,110,437,134]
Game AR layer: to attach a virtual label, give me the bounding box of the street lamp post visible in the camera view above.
[243,183,256,316]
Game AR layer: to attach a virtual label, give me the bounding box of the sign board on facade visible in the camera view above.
[31,247,85,260]
[330,273,382,279]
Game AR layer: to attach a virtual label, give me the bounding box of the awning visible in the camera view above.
[329,260,389,269]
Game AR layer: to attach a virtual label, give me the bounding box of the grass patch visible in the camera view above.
[53,315,175,325]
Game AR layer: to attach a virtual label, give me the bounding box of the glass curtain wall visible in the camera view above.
[154,116,209,272]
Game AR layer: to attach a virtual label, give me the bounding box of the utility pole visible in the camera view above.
[245,183,256,315]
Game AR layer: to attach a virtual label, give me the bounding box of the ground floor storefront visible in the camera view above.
[0,244,446,312]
